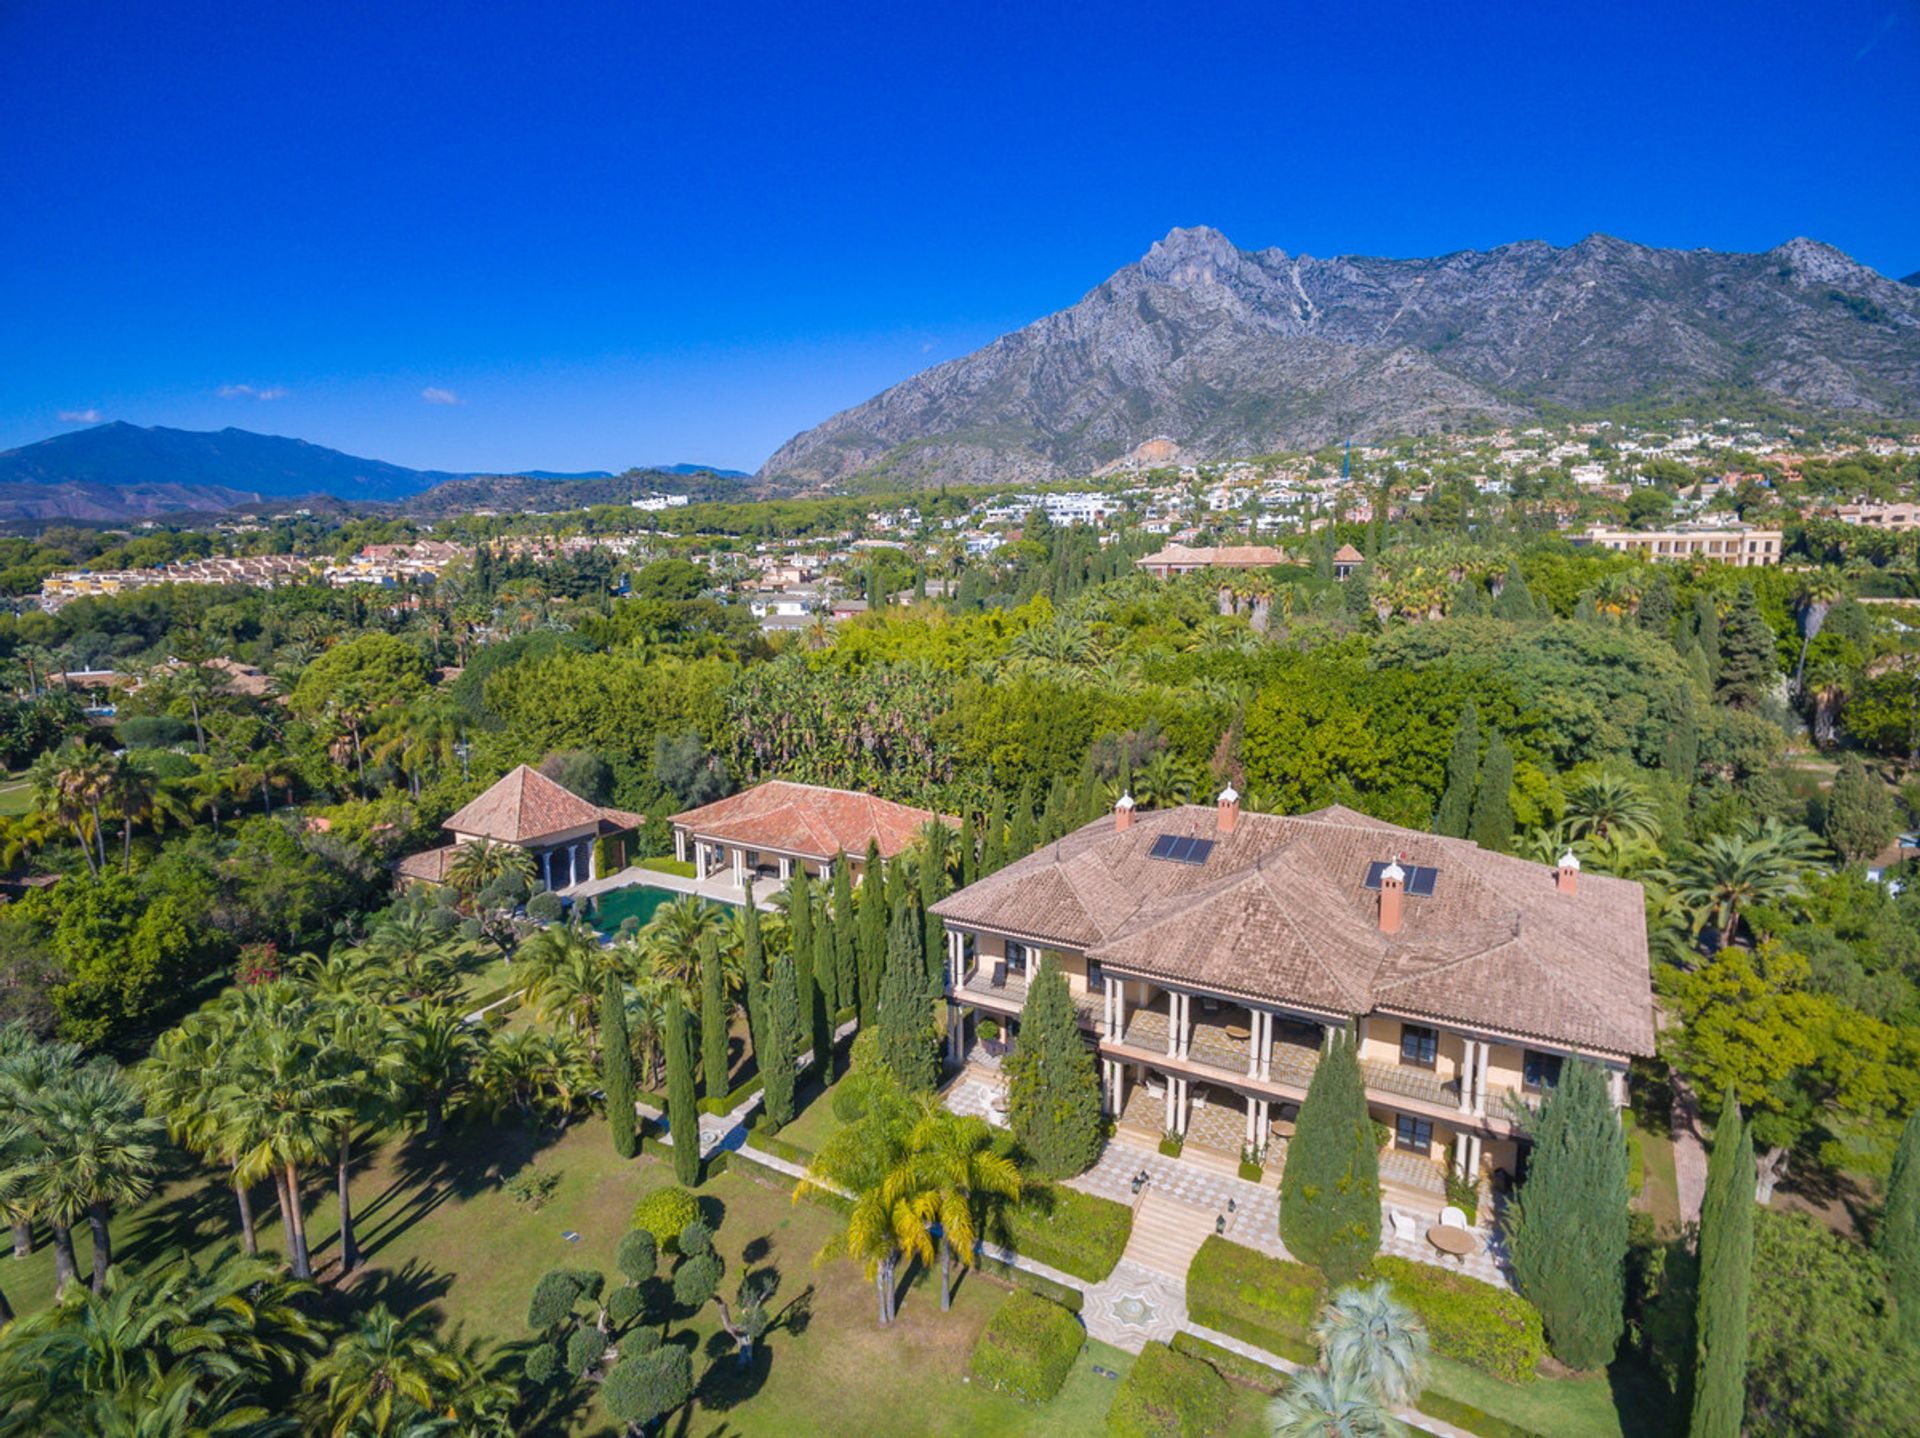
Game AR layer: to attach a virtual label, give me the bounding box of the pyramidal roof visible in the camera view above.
[669,780,955,860]
[443,765,609,844]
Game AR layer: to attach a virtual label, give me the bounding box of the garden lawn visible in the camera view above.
[1420,1355,1650,1438]
[1632,1117,1681,1235]
[8,1114,1264,1437]
[0,778,32,817]
[770,1073,848,1160]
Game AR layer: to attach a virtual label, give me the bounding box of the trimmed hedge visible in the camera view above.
[998,1184,1133,1283]
[1105,1341,1235,1438]
[1371,1256,1545,1384]
[973,1254,1085,1313]
[1169,1332,1287,1395]
[967,1291,1085,1403]
[630,1187,701,1252]
[700,1072,764,1116]
[747,1130,815,1168]
[1414,1389,1549,1438]
[1184,1236,1322,1365]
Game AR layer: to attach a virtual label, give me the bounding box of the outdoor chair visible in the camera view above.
[1439,1205,1470,1229]
[1389,1210,1418,1243]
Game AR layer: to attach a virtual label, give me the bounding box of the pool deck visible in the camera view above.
[568,865,779,912]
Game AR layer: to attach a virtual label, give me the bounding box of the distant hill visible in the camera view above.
[0,423,640,521]
[650,462,750,478]
[760,227,1920,490]
[399,467,749,519]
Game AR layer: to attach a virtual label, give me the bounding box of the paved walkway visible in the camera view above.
[571,865,780,910]
[1670,1069,1708,1225]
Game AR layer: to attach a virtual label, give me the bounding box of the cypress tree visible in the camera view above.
[1435,703,1479,839]
[1507,1057,1630,1370]
[831,854,857,1021]
[664,991,699,1186]
[1468,732,1515,852]
[1493,562,1535,620]
[760,952,800,1128]
[920,823,950,1002]
[856,841,886,1028]
[1640,573,1675,637]
[810,911,837,1077]
[1690,1092,1754,1438]
[1825,754,1898,864]
[982,793,1007,874]
[877,905,937,1092]
[1685,640,1714,698]
[699,936,729,1101]
[959,811,978,887]
[1008,779,1036,860]
[740,879,766,1067]
[602,972,637,1159]
[1716,586,1776,711]
[1665,691,1700,781]
[787,870,813,993]
[1691,592,1721,682]
[1278,1028,1380,1285]
[1004,962,1102,1178]
[1879,1112,1920,1350]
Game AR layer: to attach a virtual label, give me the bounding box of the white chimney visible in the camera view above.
[1114,792,1136,833]
[1378,859,1405,935]
[1556,849,1580,897]
[1217,784,1241,835]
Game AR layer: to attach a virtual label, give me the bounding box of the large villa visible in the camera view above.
[666,779,954,890]
[394,764,643,890]
[931,789,1655,1207]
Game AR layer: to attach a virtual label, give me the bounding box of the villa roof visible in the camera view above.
[1333,544,1366,563]
[669,780,956,861]
[931,803,1654,1058]
[442,766,636,844]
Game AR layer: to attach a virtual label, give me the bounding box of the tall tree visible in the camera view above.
[900,1104,1021,1311]
[1691,591,1721,683]
[1004,963,1101,1179]
[877,906,938,1092]
[603,972,637,1159]
[1880,1112,1920,1351]
[1825,755,1897,864]
[920,821,952,1003]
[739,878,768,1068]
[856,842,886,1029]
[959,811,978,887]
[810,907,838,1078]
[761,952,800,1128]
[1468,731,1515,852]
[1690,1092,1754,1438]
[1434,703,1479,838]
[1279,1027,1380,1285]
[664,990,700,1186]
[1492,561,1536,620]
[699,935,729,1100]
[1506,1056,1629,1370]
[1716,585,1777,711]
[831,854,858,1024]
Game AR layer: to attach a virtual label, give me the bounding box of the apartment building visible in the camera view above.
[1575,525,1783,566]
[1832,501,1920,533]
[931,793,1653,1204]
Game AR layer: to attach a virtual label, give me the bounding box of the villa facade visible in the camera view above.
[668,780,956,891]
[930,792,1654,1204]
[394,765,641,891]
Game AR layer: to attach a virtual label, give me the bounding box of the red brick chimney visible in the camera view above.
[1216,784,1240,835]
[1114,792,1136,833]
[1378,859,1405,935]
[1556,849,1580,897]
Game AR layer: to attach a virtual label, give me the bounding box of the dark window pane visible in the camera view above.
[1395,1115,1433,1152]
[1523,1050,1563,1091]
[1400,1024,1438,1066]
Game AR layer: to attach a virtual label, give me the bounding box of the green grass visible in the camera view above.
[772,1074,850,1160]
[1420,1354,1650,1438]
[638,856,696,879]
[0,779,33,817]
[1631,1114,1681,1235]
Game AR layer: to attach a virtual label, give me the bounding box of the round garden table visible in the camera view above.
[1426,1223,1477,1263]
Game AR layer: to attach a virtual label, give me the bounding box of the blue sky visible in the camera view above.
[2,0,1915,474]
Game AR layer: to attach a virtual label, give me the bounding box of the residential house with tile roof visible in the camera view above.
[668,779,956,890]
[930,790,1654,1206]
[1134,542,1299,578]
[394,765,642,890]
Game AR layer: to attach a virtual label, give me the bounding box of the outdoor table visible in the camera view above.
[1223,1023,1252,1040]
[1426,1223,1477,1263]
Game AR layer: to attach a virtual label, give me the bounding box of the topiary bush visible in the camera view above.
[526,891,564,923]
[966,1290,1085,1403]
[631,1186,701,1253]
[616,1228,657,1283]
[1184,1236,1323,1365]
[565,1326,608,1379]
[602,1346,693,1430]
[1105,1340,1234,1437]
[1370,1257,1546,1384]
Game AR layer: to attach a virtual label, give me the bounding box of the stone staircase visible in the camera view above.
[1121,1191,1217,1280]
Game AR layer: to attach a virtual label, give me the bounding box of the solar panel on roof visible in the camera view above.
[1363,861,1439,897]
[1147,833,1214,865]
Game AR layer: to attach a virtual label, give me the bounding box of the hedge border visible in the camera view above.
[967,1290,1085,1404]
[973,1254,1085,1313]
[1169,1331,1287,1395]
[1413,1389,1549,1438]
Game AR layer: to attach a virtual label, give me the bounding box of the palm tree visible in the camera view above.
[29,738,114,876]
[1792,573,1843,695]
[444,839,534,903]
[1803,655,1850,747]
[397,1003,484,1141]
[1561,771,1659,844]
[314,1000,405,1275]
[364,912,460,1002]
[798,1067,920,1325]
[1660,821,1823,947]
[303,1304,466,1438]
[517,917,612,1042]
[1265,1366,1402,1437]
[472,1029,593,1127]
[145,1008,265,1254]
[14,1061,163,1293]
[899,1103,1021,1311]
[1313,1282,1430,1406]
[637,894,726,999]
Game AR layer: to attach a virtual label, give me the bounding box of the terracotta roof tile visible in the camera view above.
[932,804,1654,1057]
[669,780,955,861]
[442,766,630,844]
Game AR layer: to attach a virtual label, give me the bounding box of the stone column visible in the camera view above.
[1165,1074,1176,1132]
[1246,1009,1262,1078]
[1245,1093,1258,1145]
[1260,1012,1273,1081]
[778,856,792,882]
[1473,1040,1491,1117]
[1177,1078,1190,1136]
[1179,993,1193,1059]
[693,842,707,881]
[1115,981,1127,1045]
[674,830,687,864]
[1608,1066,1626,1110]
[1457,1039,1476,1114]
[1165,990,1179,1059]
[540,849,554,890]
[948,930,964,990]
[731,847,745,888]
[587,839,599,883]
[1103,982,1115,1040]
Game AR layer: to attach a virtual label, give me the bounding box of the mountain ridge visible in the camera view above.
[759,227,1920,490]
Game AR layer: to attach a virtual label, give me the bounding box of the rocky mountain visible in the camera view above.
[760,228,1920,490]
[0,423,618,521]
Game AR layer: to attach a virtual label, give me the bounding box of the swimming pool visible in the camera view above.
[583,882,675,936]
